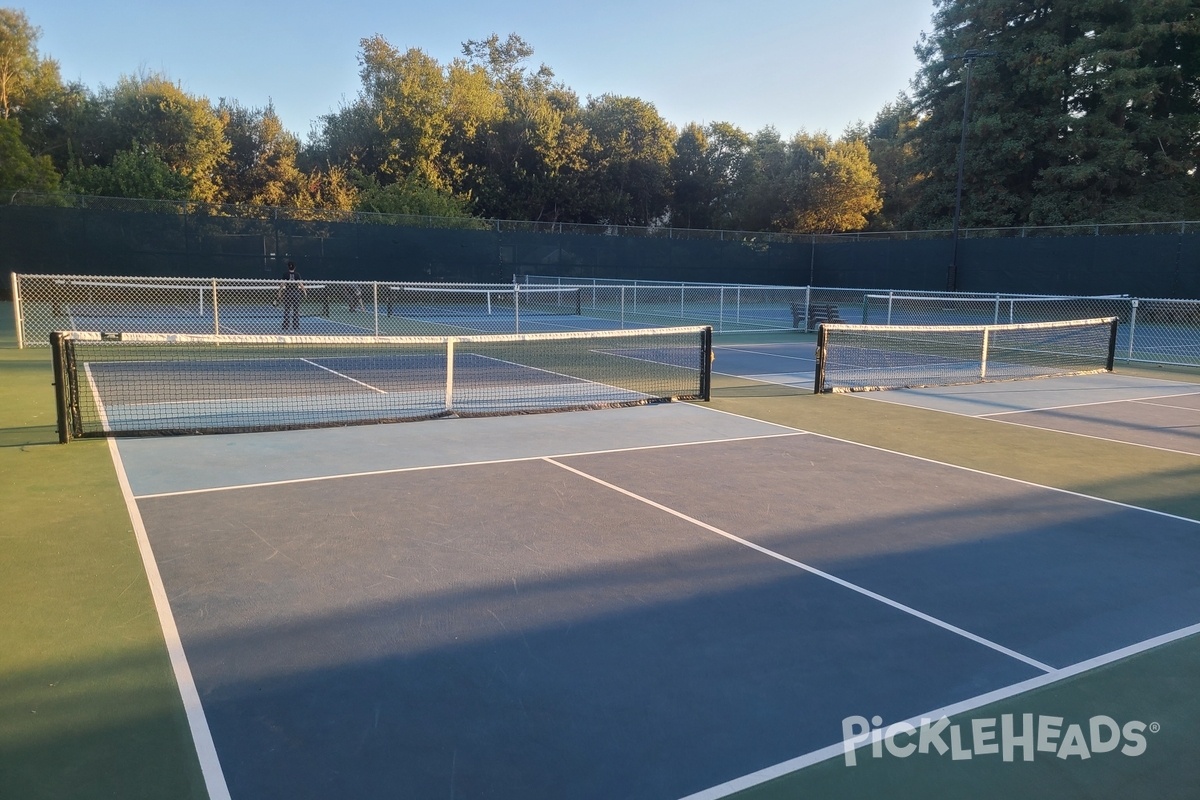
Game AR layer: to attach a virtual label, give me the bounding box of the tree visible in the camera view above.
[0,116,59,191]
[777,133,882,233]
[0,8,39,119]
[354,36,450,187]
[0,8,77,171]
[669,122,752,229]
[727,126,790,231]
[217,100,307,206]
[579,94,676,226]
[1031,0,1200,222]
[302,163,359,211]
[354,172,472,217]
[84,72,228,202]
[452,34,590,222]
[907,0,1200,229]
[719,127,881,234]
[865,94,923,228]
[65,146,191,199]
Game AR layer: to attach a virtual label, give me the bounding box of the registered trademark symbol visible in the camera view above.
[1149,722,1161,734]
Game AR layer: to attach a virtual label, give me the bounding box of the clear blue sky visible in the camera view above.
[29,0,934,140]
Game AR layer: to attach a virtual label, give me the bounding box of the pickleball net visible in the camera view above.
[51,326,712,441]
[814,317,1118,393]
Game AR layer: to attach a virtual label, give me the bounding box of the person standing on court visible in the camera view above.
[278,260,306,330]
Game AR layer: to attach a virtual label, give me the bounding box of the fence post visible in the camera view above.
[1128,299,1138,360]
[211,278,220,335]
[444,339,456,412]
[11,272,24,349]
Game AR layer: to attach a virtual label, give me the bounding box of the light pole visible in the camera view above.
[947,49,994,292]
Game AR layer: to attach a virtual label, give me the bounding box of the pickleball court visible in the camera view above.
[109,372,1200,799]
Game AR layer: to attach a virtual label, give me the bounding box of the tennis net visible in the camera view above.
[860,293,1130,326]
[51,326,712,441]
[814,317,1118,393]
[383,286,582,318]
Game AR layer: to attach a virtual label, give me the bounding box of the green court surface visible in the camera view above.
[3,300,1199,799]
[0,305,206,800]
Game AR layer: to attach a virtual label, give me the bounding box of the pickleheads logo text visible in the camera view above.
[841,714,1158,766]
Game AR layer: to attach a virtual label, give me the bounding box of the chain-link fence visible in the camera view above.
[14,272,1200,367]
[524,278,809,333]
[12,274,596,345]
[524,277,1200,368]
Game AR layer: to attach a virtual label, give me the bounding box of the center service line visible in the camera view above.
[543,457,1054,674]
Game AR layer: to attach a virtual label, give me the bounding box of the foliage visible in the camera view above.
[0,7,38,118]
[455,35,589,222]
[12,6,1198,233]
[907,0,1200,228]
[0,116,59,191]
[353,171,473,217]
[707,126,881,234]
[669,122,752,229]
[579,94,676,226]
[778,133,882,233]
[865,94,923,229]
[64,145,191,200]
[216,100,308,206]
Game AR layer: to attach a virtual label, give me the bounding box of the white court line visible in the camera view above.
[132,431,809,499]
[678,619,1200,800]
[979,389,1200,417]
[851,392,1200,459]
[83,363,112,433]
[849,388,1200,455]
[686,398,1200,514]
[106,439,231,800]
[979,414,1200,459]
[543,457,1054,674]
[804,425,1200,527]
[299,357,389,394]
[1131,397,1200,413]
[684,402,807,433]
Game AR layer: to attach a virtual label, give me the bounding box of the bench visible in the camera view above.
[791,302,844,330]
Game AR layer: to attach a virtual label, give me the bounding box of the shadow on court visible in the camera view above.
[118,410,1200,799]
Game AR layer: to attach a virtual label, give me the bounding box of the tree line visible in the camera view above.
[2,2,1198,233]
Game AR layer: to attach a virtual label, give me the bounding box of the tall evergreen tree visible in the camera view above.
[908,0,1200,229]
[866,94,923,229]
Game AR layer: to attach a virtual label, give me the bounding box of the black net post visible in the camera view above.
[50,331,73,443]
[1106,316,1119,371]
[700,326,713,401]
[813,324,828,393]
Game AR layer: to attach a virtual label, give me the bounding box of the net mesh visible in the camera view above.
[53,327,712,439]
[814,318,1118,393]
[860,293,1131,327]
[383,286,582,318]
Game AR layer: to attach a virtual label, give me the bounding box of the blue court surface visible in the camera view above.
[110,381,1200,799]
[712,338,1200,457]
